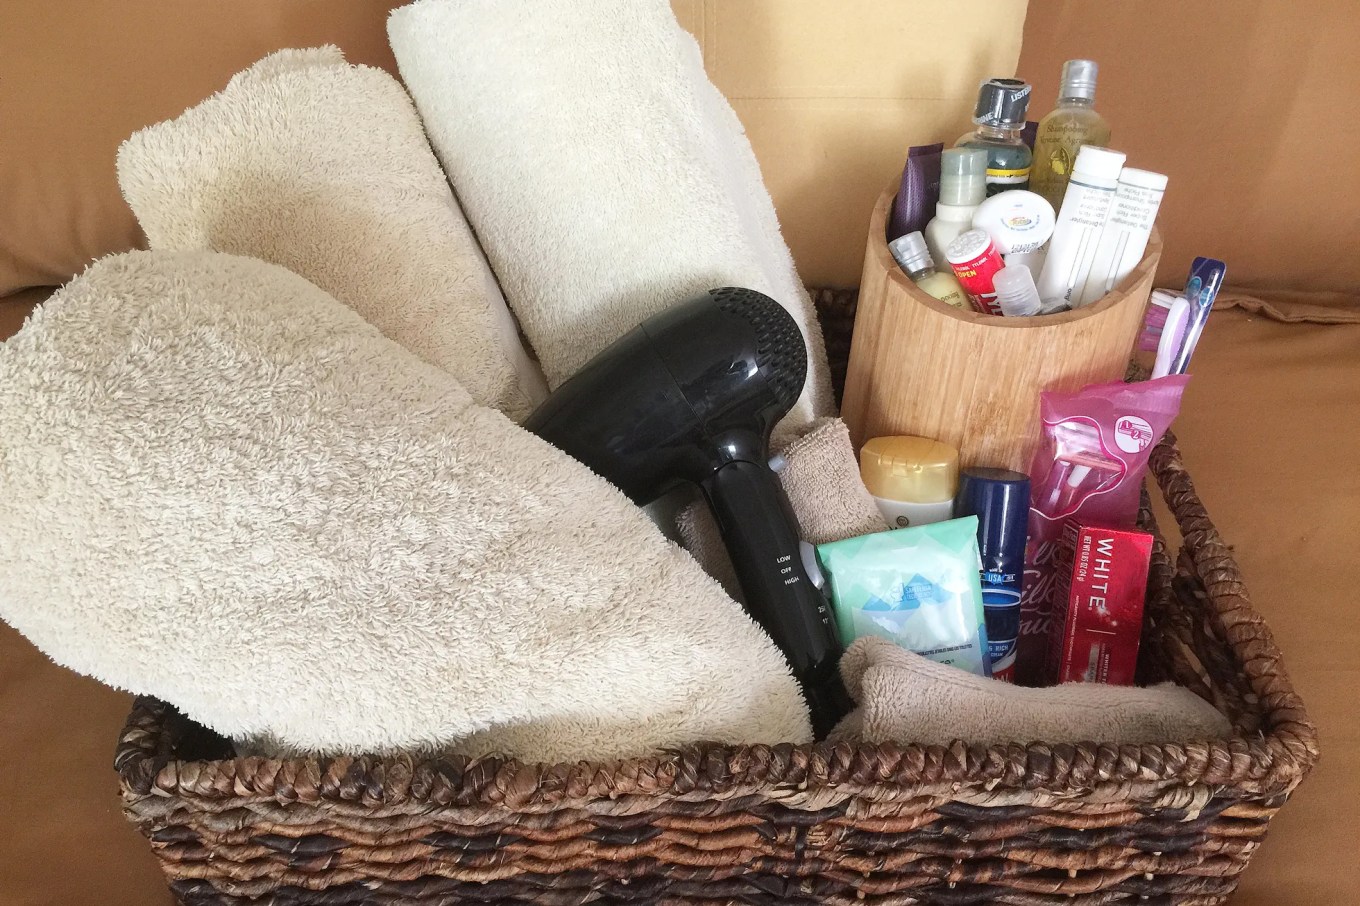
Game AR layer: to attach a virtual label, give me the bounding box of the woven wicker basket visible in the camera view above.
[116,291,1318,905]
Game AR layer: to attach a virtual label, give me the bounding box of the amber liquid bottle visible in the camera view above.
[1029,60,1112,211]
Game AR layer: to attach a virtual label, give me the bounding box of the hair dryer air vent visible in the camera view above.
[711,287,806,413]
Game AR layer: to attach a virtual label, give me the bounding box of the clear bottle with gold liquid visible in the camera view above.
[1029,60,1112,211]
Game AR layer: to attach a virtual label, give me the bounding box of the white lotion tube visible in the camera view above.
[1034,146,1126,306]
[1074,168,1168,307]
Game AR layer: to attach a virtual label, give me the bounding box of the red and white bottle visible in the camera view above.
[945,228,1007,315]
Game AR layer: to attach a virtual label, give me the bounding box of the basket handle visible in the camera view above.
[1148,431,1319,764]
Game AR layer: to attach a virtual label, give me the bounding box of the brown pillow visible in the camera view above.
[0,0,406,296]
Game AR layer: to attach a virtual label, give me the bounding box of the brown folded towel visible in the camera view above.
[677,418,889,597]
[832,637,1232,746]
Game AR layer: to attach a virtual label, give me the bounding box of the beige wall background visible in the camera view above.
[0,0,1027,295]
[673,0,1028,287]
[1020,0,1360,297]
[7,2,1355,299]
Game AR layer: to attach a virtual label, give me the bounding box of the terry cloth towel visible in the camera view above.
[678,418,889,598]
[387,0,834,440]
[0,250,810,762]
[117,47,546,422]
[831,638,1232,746]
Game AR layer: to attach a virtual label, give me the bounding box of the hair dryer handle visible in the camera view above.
[700,460,850,737]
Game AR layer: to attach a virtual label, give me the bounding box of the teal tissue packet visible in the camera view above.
[816,517,991,677]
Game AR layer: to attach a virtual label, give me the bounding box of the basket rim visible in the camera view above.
[115,692,1313,812]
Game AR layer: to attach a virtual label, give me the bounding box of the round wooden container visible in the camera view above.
[841,183,1161,473]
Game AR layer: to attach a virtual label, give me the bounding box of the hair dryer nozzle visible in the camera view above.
[708,287,807,414]
[524,288,808,504]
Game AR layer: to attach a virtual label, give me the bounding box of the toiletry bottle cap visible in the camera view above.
[888,231,935,272]
[860,436,959,505]
[991,265,1043,316]
[973,78,1032,127]
[1117,167,1169,191]
[954,468,1032,566]
[1059,59,1099,101]
[944,228,996,265]
[938,148,988,206]
[1071,145,1127,182]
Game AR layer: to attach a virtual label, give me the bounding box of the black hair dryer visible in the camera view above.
[524,287,849,735]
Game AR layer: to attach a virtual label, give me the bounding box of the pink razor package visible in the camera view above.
[1015,375,1190,684]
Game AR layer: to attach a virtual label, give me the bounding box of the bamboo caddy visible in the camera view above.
[842,181,1159,471]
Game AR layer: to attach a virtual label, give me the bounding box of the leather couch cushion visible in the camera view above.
[0,0,406,296]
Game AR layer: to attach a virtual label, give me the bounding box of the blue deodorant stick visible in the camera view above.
[955,468,1031,682]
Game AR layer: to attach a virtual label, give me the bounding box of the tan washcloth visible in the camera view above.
[832,637,1232,746]
[677,418,888,597]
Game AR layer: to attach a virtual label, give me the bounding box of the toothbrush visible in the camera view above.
[1151,295,1191,379]
[1138,289,1183,352]
[1166,257,1227,376]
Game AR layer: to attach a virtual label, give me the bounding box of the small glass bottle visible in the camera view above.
[887,232,969,309]
[1029,60,1112,210]
[956,78,1033,197]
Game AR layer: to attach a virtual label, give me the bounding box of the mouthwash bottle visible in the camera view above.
[1029,60,1112,210]
[956,78,1033,197]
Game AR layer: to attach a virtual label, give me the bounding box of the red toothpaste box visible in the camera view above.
[1047,522,1154,685]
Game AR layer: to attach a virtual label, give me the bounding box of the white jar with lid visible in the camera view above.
[971,189,1055,261]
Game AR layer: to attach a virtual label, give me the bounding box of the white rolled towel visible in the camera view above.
[0,250,810,762]
[387,0,834,440]
[117,47,546,421]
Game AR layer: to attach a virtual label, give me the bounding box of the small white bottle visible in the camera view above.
[859,436,959,529]
[887,232,969,309]
[1034,145,1126,307]
[925,148,989,266]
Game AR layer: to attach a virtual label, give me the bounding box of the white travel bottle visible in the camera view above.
[1034,145,1126,307]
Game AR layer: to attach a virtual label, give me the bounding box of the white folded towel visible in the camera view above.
[387,0,834,440]
[0,250,810,762]
[832,637,1232,747]
[117,47,546,421]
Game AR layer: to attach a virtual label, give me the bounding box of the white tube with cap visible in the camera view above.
[1073,167,1168,307]
[1034,145,1126,306]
